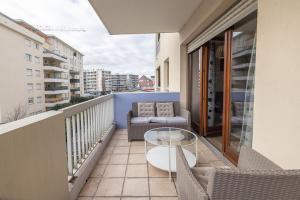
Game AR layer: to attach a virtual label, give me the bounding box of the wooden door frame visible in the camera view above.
[187,31,240,165]
[223,29,239,164]
[201,45,208,136]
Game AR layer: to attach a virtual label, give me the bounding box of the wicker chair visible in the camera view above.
[176,145,300,200]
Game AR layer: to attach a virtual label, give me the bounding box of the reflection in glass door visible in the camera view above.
[188,12,257,164]
[225,13,257,156]
[189,49,201,132]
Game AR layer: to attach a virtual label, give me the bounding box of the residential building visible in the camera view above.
[139,75,154,91]
[45,35,84,99]
[155,33,180,92]
[0,13,45,123]
[83,69,112,93]
[111,74,127,92]
[0,14,84,117]
[126,74,139,90]
[17,20,84,109]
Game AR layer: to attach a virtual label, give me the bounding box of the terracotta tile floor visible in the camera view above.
[78,129,227,200]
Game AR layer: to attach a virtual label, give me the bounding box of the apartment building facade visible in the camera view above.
[126,74,139,90]
[83,69,112,93]
[111,74,127,92]
[0,13,45,123]
[155,33,180,92]
[0,13,84,121]
[45,36,84,99]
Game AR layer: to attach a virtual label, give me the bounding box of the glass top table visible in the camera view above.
[144,127,198,180]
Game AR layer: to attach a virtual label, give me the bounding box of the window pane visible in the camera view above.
[190,49,200,128]
[229,14,257,153]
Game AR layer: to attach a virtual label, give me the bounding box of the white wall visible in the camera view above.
[252,0,300,169]
[155,33,180,92]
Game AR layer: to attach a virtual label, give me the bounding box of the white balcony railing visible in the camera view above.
[61,94,114,176]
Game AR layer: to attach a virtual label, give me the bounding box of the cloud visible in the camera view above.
[0,0,155,76]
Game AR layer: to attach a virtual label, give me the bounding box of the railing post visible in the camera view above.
[71,115,77,168]
[76,113,82,163]
[66,117,73,175]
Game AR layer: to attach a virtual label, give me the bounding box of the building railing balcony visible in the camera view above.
[45,86,69,91]
[44,76,69,80]
[45,96,66,103]
[70,78,80,83]
[70,87,80,92]
[0,92,180,199]
[43,49,68,61]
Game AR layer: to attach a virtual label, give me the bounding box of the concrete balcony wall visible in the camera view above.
[0,111,69,200]
[114,92,180,128]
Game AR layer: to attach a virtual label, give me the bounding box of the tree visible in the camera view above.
[5,104,28,122]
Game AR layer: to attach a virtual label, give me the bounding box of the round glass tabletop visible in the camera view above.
[144,127,197,147]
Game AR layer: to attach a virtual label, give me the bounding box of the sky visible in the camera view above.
[0,0,155,76]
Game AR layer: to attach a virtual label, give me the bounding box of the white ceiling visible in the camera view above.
[89,0,203,34]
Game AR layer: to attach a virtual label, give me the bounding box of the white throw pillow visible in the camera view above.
[137,102,155,117]
[156,102,174,117]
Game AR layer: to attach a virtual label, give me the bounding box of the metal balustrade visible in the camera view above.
[61,94,114,176]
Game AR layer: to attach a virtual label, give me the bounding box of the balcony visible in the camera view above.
[70,78,80,83]
[44,65,68,73]
[0,92,228,200]
[6,89,300,200]
[43,49,67,63]
[44,76,69,83]
[70,87,80,92]
[45,86,69,94]
[45,96,69,107]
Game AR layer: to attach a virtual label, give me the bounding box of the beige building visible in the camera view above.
[0,13,45,123]
[83,69,112,93]
[155,33,180,92]
[0,13,84,121]
[90,0,300,169]
[45,36,84,99]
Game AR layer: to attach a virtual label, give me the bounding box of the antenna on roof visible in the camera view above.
[34,25,86,32]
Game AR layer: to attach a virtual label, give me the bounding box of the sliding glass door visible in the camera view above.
[223,13,257,159]
[188,12,257,163]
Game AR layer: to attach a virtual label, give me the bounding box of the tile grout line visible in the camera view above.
[92,139,115,198]
[120,138,131,198]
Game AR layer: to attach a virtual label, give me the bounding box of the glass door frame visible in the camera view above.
[187,30,241,165]
[223,29,239,164]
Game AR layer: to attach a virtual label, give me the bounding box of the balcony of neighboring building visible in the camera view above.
[44,71,69,83]
[45,94,69,107]
[43,49,68,63]
[70,74,80,83]
[70,66,80,75]
[44,83,69,95]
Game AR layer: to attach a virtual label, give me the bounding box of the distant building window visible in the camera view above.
[36,83,41,90]
[25,38,31,47]
[34,56,40,64]
[26,68,33,76]
[35,70,41,77]
[25,53,32,62]
[34,43,39,49]
[28,97,34,105]
[36,96,42,103]
[27,83,33,90]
